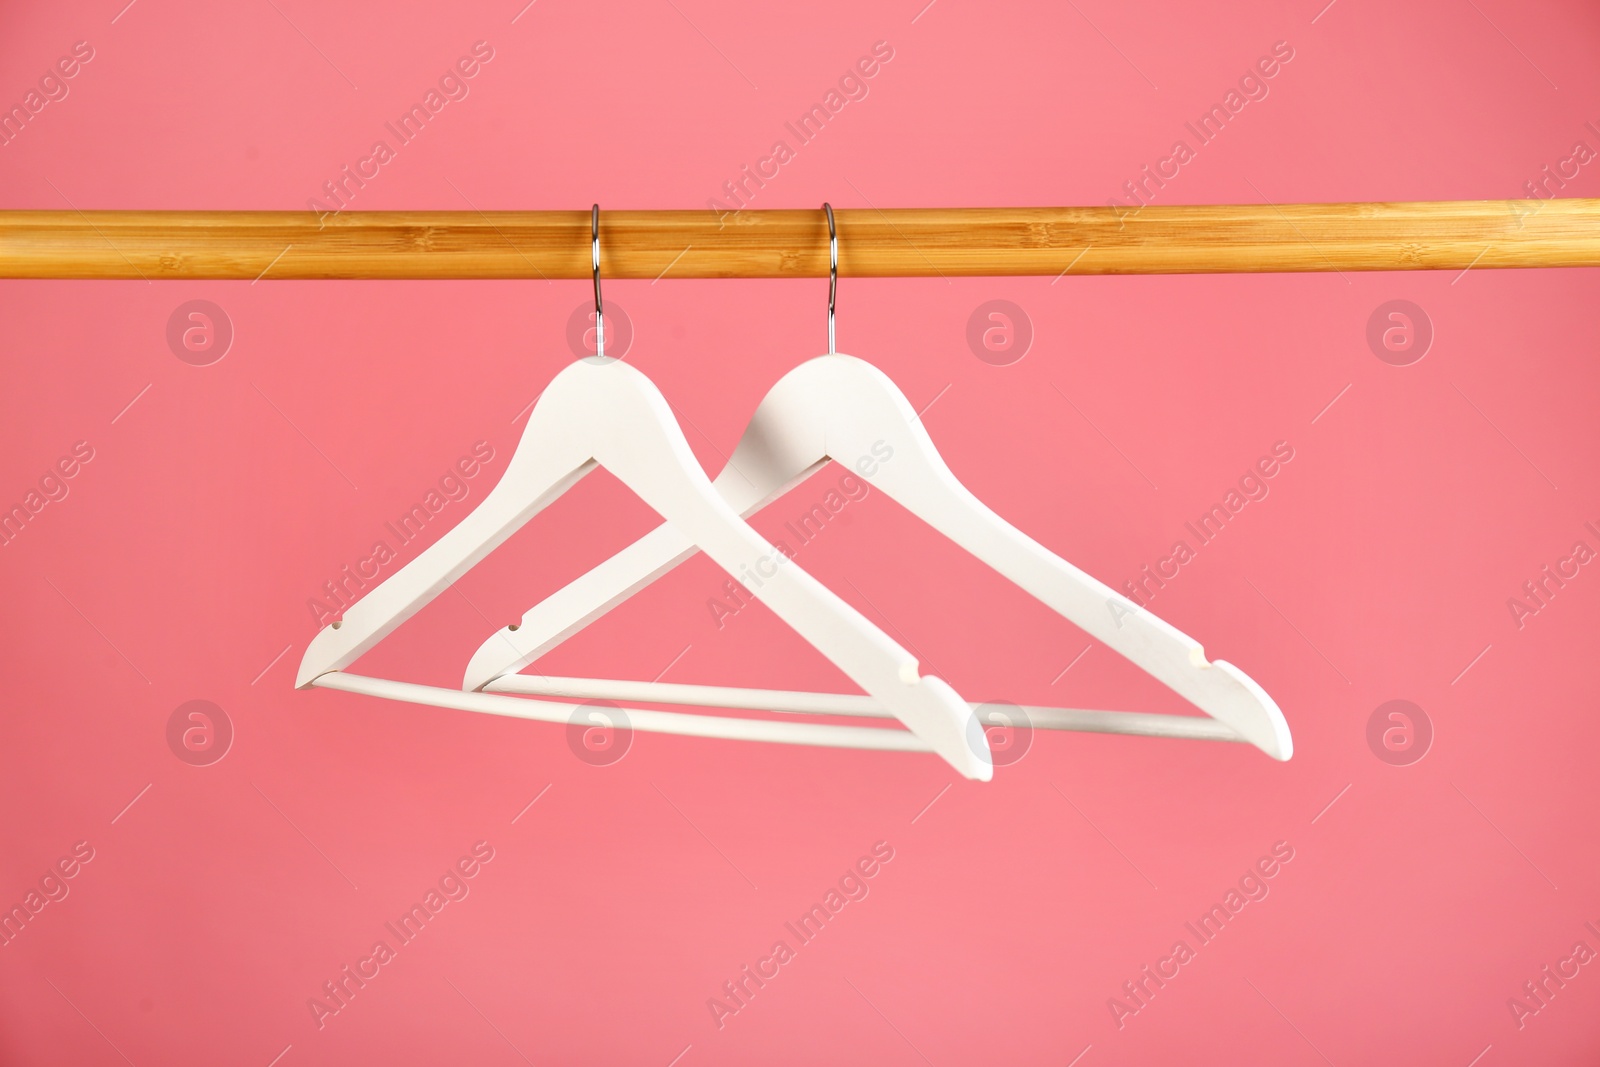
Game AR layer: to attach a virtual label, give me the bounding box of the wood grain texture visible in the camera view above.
[2,201,1596,279]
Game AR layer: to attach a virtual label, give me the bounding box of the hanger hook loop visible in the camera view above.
[591,204,606,360]
[823,203,837,356]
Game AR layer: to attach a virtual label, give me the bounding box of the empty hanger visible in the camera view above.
[466,204,1292,761]
[297,206,994,779]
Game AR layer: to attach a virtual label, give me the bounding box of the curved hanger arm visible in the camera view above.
[297,356,991,780]
[465,354,1291,761]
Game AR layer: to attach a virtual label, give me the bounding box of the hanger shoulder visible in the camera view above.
[295,362,598,688]
[466,354,1290,761]
[756,357,1293,760]
[562,359,988,779]
[463,359,844,689]
[460,392,832,690]
[301,357,990,779]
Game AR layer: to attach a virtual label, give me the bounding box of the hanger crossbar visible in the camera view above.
[2,201,1595,279]
[482,675,1243,742]
[316,671,1241,752]
[315,671,933,753]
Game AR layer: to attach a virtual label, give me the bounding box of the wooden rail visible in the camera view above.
[1,201,1596,279]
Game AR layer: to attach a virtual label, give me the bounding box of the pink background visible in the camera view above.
[2,0,1598,1063]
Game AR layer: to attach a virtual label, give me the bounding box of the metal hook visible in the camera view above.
[823,203,837,356]
[591,204,606,359]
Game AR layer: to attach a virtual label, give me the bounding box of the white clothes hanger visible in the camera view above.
[297,207,994,780]
[465,205,1292,762]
